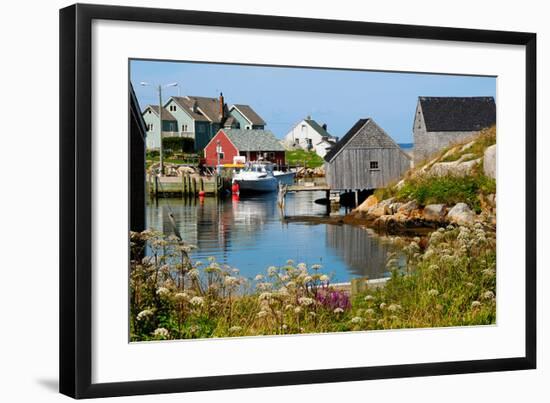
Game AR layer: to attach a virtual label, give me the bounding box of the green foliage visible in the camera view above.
[395,172,495,212]
[129,224,496,341]
[162,137,195,153]
[285,149,324,168]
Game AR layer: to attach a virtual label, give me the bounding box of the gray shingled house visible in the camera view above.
[413,96,496,164]
[324,118,411,191]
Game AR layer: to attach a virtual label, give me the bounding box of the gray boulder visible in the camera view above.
[423,204,446,222]
[397,200,418,215]
[447,203,476,225]
[484,145,496,179]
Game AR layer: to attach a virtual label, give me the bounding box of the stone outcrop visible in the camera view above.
[484,144,496,179]
[447,203,475,225]
[429,155,482,177]
[423,204,446,222]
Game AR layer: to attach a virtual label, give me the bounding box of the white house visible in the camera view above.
[283,117,338,157]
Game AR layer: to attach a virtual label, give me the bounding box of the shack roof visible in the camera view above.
[324,118,408,162]
[418,96,496,132]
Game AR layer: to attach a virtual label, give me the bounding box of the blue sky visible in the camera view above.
[131,60,496,143]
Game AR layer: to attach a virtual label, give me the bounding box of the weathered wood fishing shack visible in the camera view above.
[324,118,411,200]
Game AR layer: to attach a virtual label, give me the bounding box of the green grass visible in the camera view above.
[395,171,495,213]
[285,149,325,168]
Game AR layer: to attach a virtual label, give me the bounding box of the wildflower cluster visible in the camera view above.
[130,223,496,340]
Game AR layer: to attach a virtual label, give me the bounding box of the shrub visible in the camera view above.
[162,137,195,153]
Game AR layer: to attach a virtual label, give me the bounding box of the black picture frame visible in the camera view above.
[59,3,537,399]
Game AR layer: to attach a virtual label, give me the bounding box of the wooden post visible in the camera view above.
[355,190,359,207]
[192,177,197,196]
[200,177,204,192]
[153,175,159,199]
[214,174,218,197]
[326,189,330,215]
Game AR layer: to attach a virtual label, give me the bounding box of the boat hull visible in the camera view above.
[273,171,296,185]
[233,177,278,193]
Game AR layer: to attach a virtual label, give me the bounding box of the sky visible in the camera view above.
[131,60,496,144]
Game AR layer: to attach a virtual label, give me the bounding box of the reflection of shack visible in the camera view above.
[326,225,395,279]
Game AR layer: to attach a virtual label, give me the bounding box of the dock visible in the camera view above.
[148,174,230,198]
[278,182,338,216]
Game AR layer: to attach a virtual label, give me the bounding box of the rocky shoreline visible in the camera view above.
[344,194,496,235]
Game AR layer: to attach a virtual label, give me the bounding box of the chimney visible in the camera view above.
[219,92,225,121]
[191,99,197,113]
[322,123,328,131]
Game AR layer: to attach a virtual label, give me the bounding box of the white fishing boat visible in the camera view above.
[273,170,296,185]
[232,162,295,193]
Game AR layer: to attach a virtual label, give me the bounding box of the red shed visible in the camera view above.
[204,129,286,167]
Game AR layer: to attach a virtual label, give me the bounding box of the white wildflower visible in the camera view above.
[471,301,482,309]
[427,289,439,297]
[257,282,273,291]
[190,296,204,307]
[311,264,323,270]
[267,266,278,277]
[156,287,170,297]
[319,274,330,282]
[303,275,313,284]
[229,326,242,333]
[297,263,307,271]
[351,317,364,324]
[254,274,264,281]
[136,309,154,321]
[379,302,387,310]
[153,327,169,338]
[365,308,375,316]
[258,292,273,301]
[482,290,495,300]
[224,276,239,287]
[174,292,189,302]
[187,268,200,279]
[364,295,375,302]
[388,304,402,312]
[298,297,315,306]
[334,307,344,314]
[257,310,268,318]
[294,306,302,314]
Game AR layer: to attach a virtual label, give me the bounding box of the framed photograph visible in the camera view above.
[59,3,536,399]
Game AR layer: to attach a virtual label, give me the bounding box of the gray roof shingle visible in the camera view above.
[232,104,266,126]
[222,129,284,151]
[171,96,226,123]
[324,118,408,162]
[144,105,177,121]
[419,96,496,132]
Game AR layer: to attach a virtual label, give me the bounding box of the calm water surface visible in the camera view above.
[146,192,401,283]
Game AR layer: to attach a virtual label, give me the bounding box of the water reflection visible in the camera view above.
[146,192,400,282]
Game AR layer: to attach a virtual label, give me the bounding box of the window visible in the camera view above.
[181,124,188,132]
[245,125,251,130]
[370,161,379,170]
[218,152,224,160]
[169,105,176,111]
[147,123,154,131]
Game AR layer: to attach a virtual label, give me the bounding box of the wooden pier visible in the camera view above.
[278,182,338,216]
[148,174,230,198]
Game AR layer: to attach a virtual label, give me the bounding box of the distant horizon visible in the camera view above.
[131,60,496,144]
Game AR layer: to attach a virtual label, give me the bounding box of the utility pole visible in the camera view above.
[158,84,164,176]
